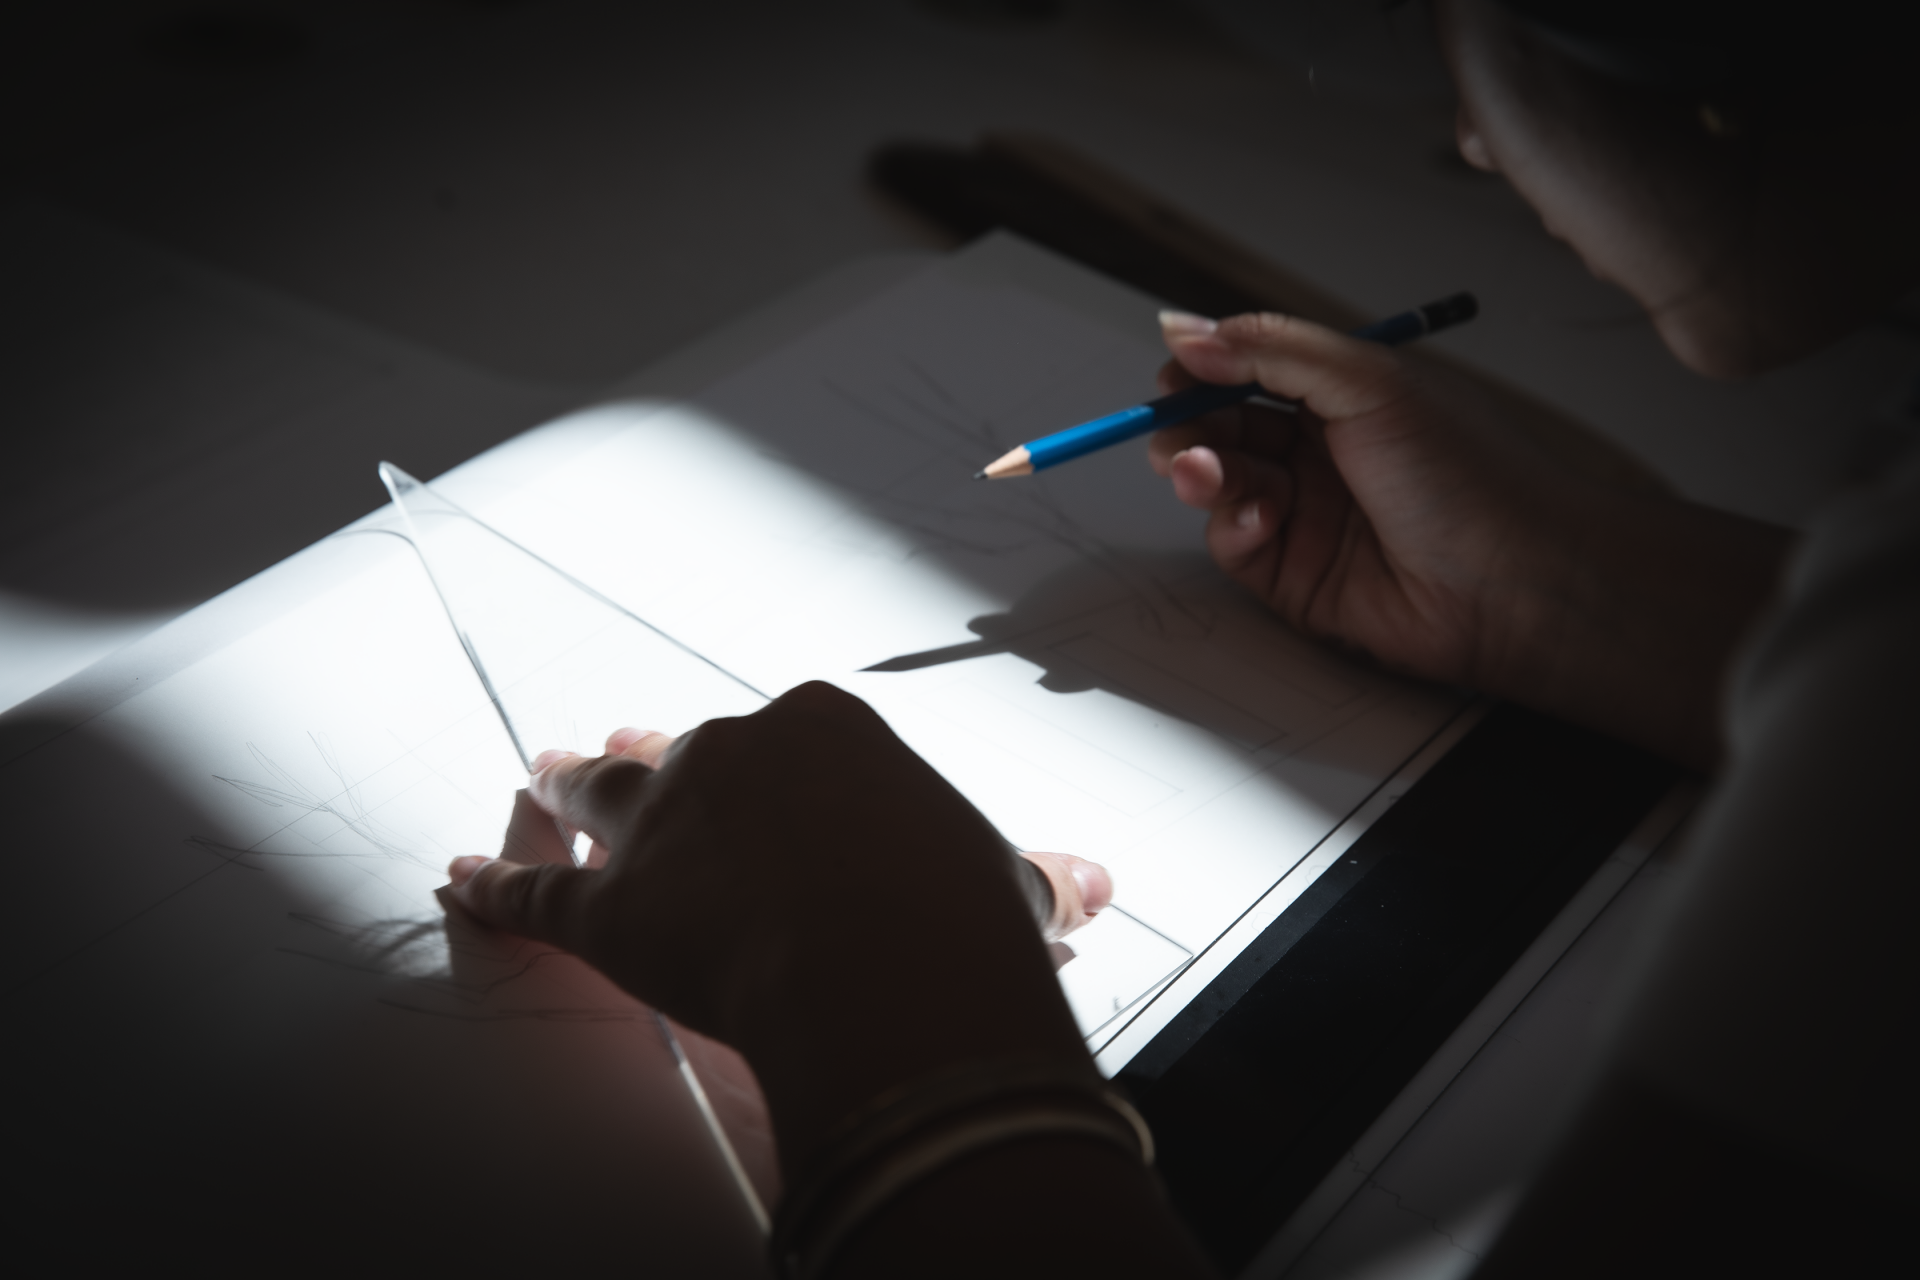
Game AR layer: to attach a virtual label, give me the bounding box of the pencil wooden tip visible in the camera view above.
[977,446,1034,480]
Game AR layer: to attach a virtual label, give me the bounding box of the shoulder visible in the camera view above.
[1610,457,1920,1189]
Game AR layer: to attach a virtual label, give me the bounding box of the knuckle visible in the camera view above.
[665,712,766,781]
[579,753,650,800]
[495,862,544,924]
[525,867,575,937]
[1225,311,1299,347]
[766,681,872,736]
[571,756,652,829]
[679,712,744,759]
[780,680,851,713]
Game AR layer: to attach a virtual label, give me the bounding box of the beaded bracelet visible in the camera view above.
[770,1058,1154,1279]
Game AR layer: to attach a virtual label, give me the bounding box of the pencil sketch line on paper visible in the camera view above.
[859,383,1209,623]
[823,377,984,466]
[822,362,1217,643]
[285,910,442,967]
[189,703,697,1024]
[213,737,439,869]
[284,909,614,999]
[1081,960,1192,1044]
[367,476,775,704]
[195,743,616,1019]
[185,836,267,869]
[280,932,570,998]
[279,904,637,1019]
[188,834,449,869]
[897,353,1006,450]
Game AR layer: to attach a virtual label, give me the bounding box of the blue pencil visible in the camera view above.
[973,293,1478,480]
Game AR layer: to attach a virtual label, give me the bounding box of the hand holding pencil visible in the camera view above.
[974,294,1476,479]
[1135,306,1780,772]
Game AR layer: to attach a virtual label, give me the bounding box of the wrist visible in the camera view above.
[1478,484,1793,768]
[770,1057,1150,1278]
[729,879,1095,1179]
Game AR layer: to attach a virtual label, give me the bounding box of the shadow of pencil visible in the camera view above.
[861,549,1342,755]
[864,549,1217,677]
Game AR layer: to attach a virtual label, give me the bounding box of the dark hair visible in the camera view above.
[1475,0,1918,370]
[1495,1,1914,91]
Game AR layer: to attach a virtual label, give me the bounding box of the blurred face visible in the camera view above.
[1436,0,1920,377]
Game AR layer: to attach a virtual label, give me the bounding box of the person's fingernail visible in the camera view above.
[1159,310,1218,337]
[1237,501,1263,531]
[1170,448,1192,467]
[530,749,574,774]
[1070,860,1113,915]
[448,855,490,890]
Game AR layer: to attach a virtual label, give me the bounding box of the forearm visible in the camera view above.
[1491,486,1794,771]
[740,947,1094,1183]
[729,842,1202,1275]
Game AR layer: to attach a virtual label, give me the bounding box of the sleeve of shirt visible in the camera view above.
[1470,454,1920,1278]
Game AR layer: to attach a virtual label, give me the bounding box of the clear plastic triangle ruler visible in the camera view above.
[380,461,770,1233]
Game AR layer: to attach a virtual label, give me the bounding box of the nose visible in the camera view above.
[1455,103,1499,172]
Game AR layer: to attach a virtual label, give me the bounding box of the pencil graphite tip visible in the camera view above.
[972,470,987,481]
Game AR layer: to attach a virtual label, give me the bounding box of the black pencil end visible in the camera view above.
[972,470,987,481]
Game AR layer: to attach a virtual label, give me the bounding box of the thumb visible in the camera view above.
[446,854,597,950]
[1018,851,1113,942]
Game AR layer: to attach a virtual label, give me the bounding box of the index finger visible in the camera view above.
[1165,312,1415,424]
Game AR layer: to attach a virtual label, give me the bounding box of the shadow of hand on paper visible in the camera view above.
[863,550,1365,754]
[863,550,1220,678]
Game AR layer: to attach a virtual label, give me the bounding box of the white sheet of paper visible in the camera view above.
[434,242,1467,1059]
[3,235,1464,1259]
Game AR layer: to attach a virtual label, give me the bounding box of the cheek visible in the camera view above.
[1442,2,1695,304]
[1491,127,1654,287]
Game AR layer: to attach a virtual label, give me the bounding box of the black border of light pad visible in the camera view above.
[1114,705,1684,1275]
